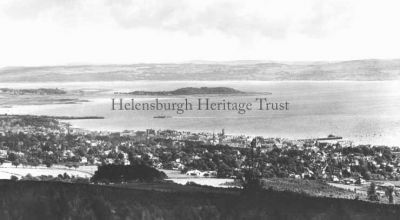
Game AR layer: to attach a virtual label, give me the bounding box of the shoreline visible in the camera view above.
[0,114,397,146]
[0,114,104,120]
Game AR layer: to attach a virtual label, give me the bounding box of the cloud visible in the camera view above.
[299,0,354,38]
[0,0,354,39]
[105,0,354,39]
[2,0,78,19]
[1,0,399,66]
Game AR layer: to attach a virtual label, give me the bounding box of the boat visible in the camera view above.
[153,115,172,119]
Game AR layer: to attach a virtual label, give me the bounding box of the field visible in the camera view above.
[262,178,360,199]
[0,164,96,179]
[160,169,235,188]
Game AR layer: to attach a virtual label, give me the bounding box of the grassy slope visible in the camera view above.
[1,180,400,220]
[262,178,359,199]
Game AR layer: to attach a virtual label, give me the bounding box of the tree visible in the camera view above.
[8,152,18,162]
[142,154,153,166]
[91,164,167,183]
[12,159,20,167]
[128,152,141,166]
[44,159,53,168]
[73,163,80,169]
[27,157,40,167]
[367,182,379,202]
[217,162,233,178]
[19,157,28,167]
[24,173,34,180]
[385,186,395,204]
[241,138,263,192]
[363,171,372,180]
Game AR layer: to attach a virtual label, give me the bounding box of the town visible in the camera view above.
[1,114,399,186]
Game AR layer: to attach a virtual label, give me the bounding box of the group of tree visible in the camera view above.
[91,164,167,183]
[367,182,395,204]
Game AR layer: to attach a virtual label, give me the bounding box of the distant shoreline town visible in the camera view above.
[1,114,399,183]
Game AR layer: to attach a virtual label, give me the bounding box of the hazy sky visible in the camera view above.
[0,0,400,66]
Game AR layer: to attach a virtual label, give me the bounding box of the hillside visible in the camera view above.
[121,87,245,95]
[0,88,66,95]
[1,180,400,220]
[1,59,400,81]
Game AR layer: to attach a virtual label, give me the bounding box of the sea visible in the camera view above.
[1,81,399,146]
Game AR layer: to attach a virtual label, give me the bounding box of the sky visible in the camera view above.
[0,0,400,67]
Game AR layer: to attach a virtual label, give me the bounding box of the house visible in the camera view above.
[331,175,340,182]
[93,157,102,165]
[316,136,343,145]
[377,182,395,190]
[201,171,217,177]
[0,160,12,167]
[355,177,366,185]
[105,158,115,164]
[302,168,314,179]
[343,178,356,185]
[289,173,301,179]
[80,157,88,164]
[192,155,201,160]
[62,150,75,158]
[0,150,7,159]
[171,161,185,170]
[186,170,202,176]
[123,159,130,166]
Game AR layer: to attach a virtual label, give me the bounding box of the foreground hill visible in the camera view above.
[1,180,400,220]
[1,59,400,81]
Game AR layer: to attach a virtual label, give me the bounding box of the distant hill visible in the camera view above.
[0,88,66,95]
[120,87,246,95]
[1,59,400,81]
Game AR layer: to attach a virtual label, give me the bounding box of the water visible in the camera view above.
[1,81,399,146]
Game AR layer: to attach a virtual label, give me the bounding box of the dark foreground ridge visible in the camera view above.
[1,180,400,220]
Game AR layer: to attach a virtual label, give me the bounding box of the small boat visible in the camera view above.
[153,115,172,119]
